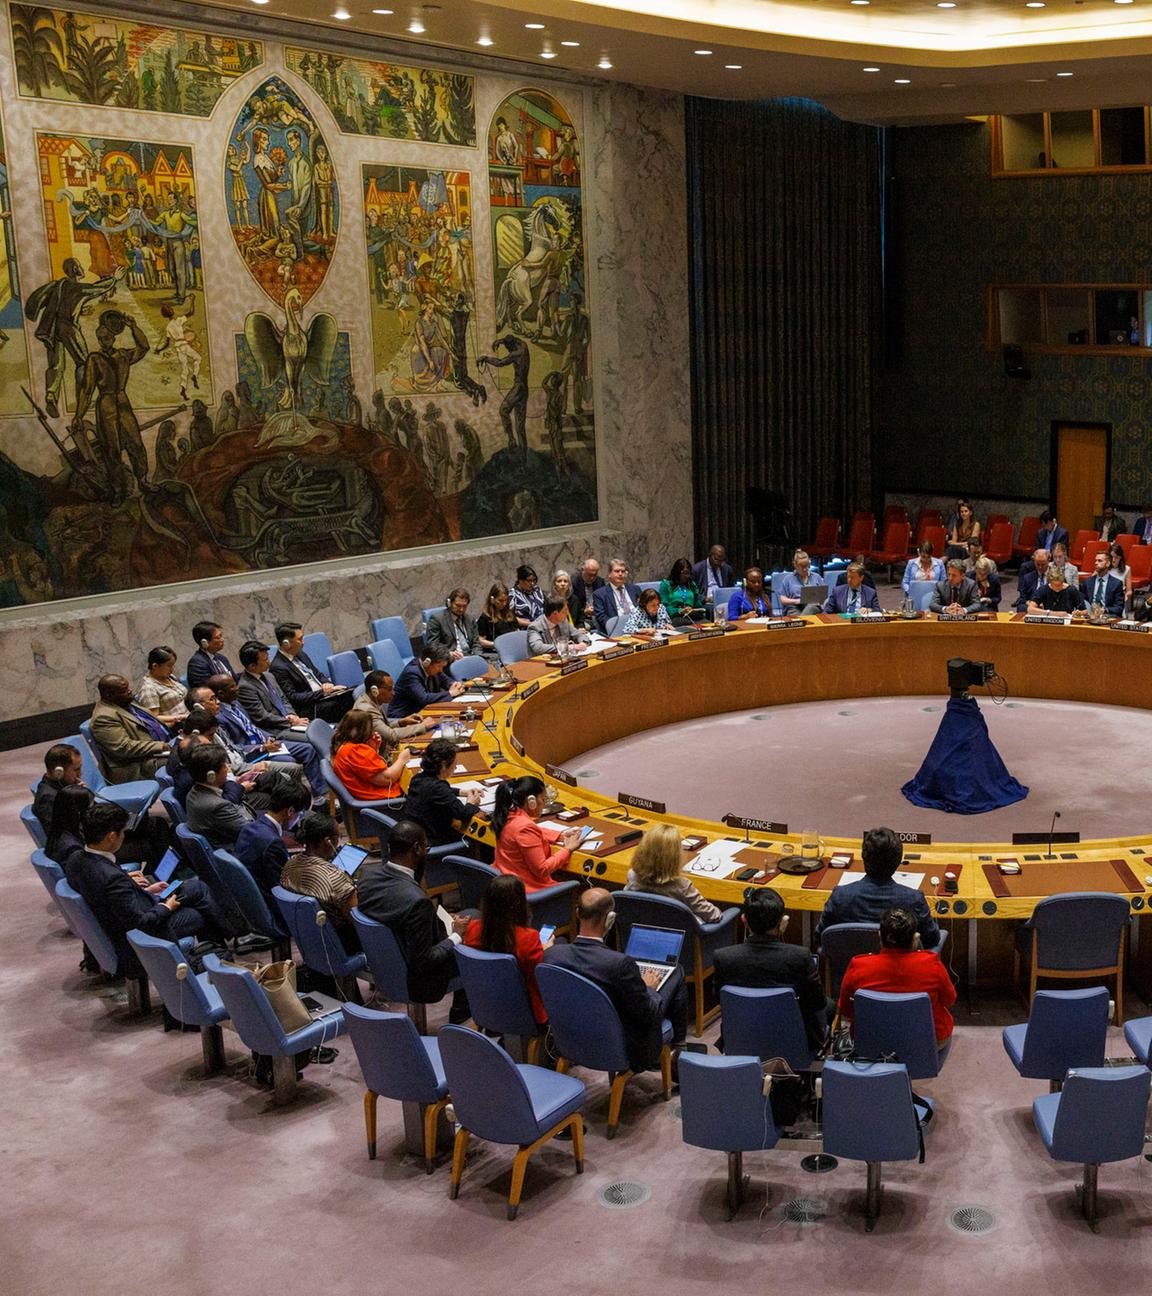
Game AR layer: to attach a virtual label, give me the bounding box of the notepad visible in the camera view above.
[835,869,925,889]
[683,840,748,876]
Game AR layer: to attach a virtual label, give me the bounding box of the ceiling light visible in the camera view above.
[540,50,556,57]
[1025,2,1045,7]
[372,6,393,11]
[725,63,742,69]
[598,57,613,68]
[940,81,957,86]
[525,21,545,28]
[694,48,713,54]
[476,34,493,44]
[332,7,351,18]
[561,40,580,46]
[894,77,911,83]
[1026,76,1047,81]
[1056,70,1074,75]
[851,2,870,6]
[408,18,424,30]
[937,3,956,7]
[250,0,270,5]
[1116,1,1135,5]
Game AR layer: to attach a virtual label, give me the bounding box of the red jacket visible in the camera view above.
[838,948,957,1042]
[493,807,571,892]
[463,920,546,1024]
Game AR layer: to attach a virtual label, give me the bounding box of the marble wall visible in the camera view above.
[0,60,691,725]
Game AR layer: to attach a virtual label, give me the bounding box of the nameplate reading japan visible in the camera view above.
[520,681,540,699]
[510,733,525,756]
[634,638,669,653]
[895,830,933,845]
[545,763,577,786]
[602,644,635,660]
[724,813,788,834]
[560,659,589,676]
[619,792,667,815]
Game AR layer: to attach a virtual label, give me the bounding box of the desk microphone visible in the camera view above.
[1046,810,1061,860]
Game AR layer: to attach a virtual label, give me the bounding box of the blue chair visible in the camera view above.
[679,1054,779,1217]
[204,953,348,1103]
[302,631,334,670]
[75,723,160,816]
[908,579,936,611]
[306,717,333,760]
[635,580,661,594]
[21,805,47,849]
[822,1060,923,1231]
[362,807,459,898]
[126,930,229,1074]
[422,606,443,631]
[159,787,186,827]
[711,586,741,620]
[818,922,947,999]
[1032,1066,1151,1230]
[322,758,391,847]
[175,823,245,934]
[370,616,415,665]
[454,945,544,1062]
[344,1003,450,1171]
[720,986,813,1070]
[449,655,489,682]
[612,890,741,1035]
[446,855,578,933]
[439,1024,586,1219]
[53,879,152,1013]
[213,849,290,949]
[31,850,70,924]
[853,990,950,1082]
[1123,1013,1152,1066]
[272,886,367,999]
[326,650,365,690]
[604,615,625,637]
[1003,988,1109,1091]
[350,905,459,1032]
[367,638,406,680]
[155,767,174,790]
[1015,893,1131,1025]
[494,631,529,665]
[536,962,673,1137]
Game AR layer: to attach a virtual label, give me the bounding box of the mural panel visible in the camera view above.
[9,4,262,115]
[285,46,474,144]
[225,75,339,307]
[0,108,31,417]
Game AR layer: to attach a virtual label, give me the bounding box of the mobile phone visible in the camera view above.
[120,861,142,872]
[300,994,324,1012]
[158,879,183,901]
[734,867,759,882]
[538,924,556,944]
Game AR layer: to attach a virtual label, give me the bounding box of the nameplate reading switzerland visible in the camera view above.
[520,681,540,699]
[634,638,669,653]
[602,644,635,660]
[510,733,525,756]
[619,791,667,815]
[895,830,933,845]
[560,658,589,676]
[724,813,788,835]
[545,763,577,786]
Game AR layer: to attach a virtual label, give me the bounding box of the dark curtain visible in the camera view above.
[686,96,884,568]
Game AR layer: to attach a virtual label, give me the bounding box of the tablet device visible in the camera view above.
[538,924,556,945]
[157,879,183,901]
[154,847,181,884]
[332,843,369,876]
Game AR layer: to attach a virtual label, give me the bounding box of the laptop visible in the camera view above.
[332,843,369,877]
[624,924,685,989]
[797,583,828,608]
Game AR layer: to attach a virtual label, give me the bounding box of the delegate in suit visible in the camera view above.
[822,564,881,614]
[592,559,643,632]
[815,827,940,948]
[424,590,482,659]
[928,561,982,614]
[527,598,591,656]
[89,674,171,782]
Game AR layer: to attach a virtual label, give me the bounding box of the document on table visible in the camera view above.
[744,617,774,625]
[835,869,925,889]
[453,692,489,703]
[539,819,603,847]
[453,779,498,811]
[683,840,748,877]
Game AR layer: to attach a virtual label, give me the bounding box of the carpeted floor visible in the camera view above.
[7,719,1152,1293]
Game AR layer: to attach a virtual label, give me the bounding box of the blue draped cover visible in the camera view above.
[901,695,1029,814]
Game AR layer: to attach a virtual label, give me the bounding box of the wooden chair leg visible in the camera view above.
[660,1045,673,1100]
[364,1089,378,1160]
[555,1057,571,1075]
[606,1071,632,1139]
[526,1035,541,1065]
[423,1098,448,1174]
[693,972,706,1038]
[570,1115,584,1173]
[271,1053,298,1104]
[449,1127,470,1198]
[508,1146,532,1219]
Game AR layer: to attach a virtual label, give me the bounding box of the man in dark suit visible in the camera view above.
[186,621,236,689]
[571,557,605,628]
[1082,550,1125,616]
[1096,502,1127,543]
[387,647,464,718]
[32,742,85,833]
[184,745,254,848]
[592,558,642,632]
[543,888,687,1072]
[1132,505,1152,546]
[928,560,981,614]
[236,640,309,733]
[354,819,469,1018]
[692,545,734,604]
[714,888,832,1051]
[1014,548,1052,612]
[1036,510,1069,557]
[235,782,310,904]
[270,622,351,720]
[822,563,881,614]
[208,671,323,796]
[424,588,481,660]
[834,557,877,590]
[815,827,940,948]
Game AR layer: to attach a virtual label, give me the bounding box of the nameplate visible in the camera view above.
[634,638,669,652]
[520,681,540,698]
[619,791,666,814]
[560,659,588,676]
[1024,615,1066,625]
[602,644,635,660]
[936,613,969,621]
[724,813,788,834]
[688,628,726,641]
[763,619,807,632]
[1011,830,1081,845]
[895,830,933,845]
[1111,621,1151,633]
[545,763,577,786]
[510,733,525,756]
[852,612,887,622]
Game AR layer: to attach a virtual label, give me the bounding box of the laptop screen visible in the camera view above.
[332,844,369,876]
[625,924,685,966]
[154,848,180,883]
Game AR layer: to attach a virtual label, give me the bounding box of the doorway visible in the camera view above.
[1052,422,1111,537]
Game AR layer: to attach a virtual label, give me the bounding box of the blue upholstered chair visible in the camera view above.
[362,807,459,898]
[1015,893,1131,1024]
[326,650,364,690]
[127,929,229,1074]
[908,579,936,611]
[604,615,625,637]
[446,855,577,934]
[154,767,175,790]
[449,655,489,682]
[720,986,813,1070]
[454,945,544,1061]
[54,879,153,1013]
[344,1003,450,1172]
[438,1024,586,1219]
[204,953,348,1103]
[213,849,290,950]
[159,787,186,827]
[322,757,388,846]
[349,906,457,1033]
[678,1054,779,1217]
[75,723,160,816]
[302,631,334,670]
[536,962,673,1138]
[1032,1065,1151,1230]
[175,823,245,934]
[852,990,950,1082]
[611,890,740,1035]
[271,886,367,1000]
[369,616,415,665]
[306,717,334,760]
[1002,988,1109,1091]
[1123,1013,1152,1067]
[710,586,741,620]
[21,805,47,850]
[821,1060,923,1231]
[367,638,406,680]
[818,923,879,998]
[31,851,69,925]
[494,631,529,665]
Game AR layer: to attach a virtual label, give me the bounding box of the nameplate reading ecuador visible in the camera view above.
[545,763,577,786]
[634,638,669,653]
[560,659,588,676]
[602,644,635,660]
[520,681,540,698]
[619,791,667,815]
[688,628,726,640]
[510,733,525,756]
[763,619,807,632]
[895,830,932,845]
[724,813,788,834]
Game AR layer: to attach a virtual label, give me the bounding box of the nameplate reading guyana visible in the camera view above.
[510,733,525,756]
[895,830,932,845]
[764,619,807,632]
[545,763,577,786]
[689,628,726,640]
[724,813,788,834]
[619,791,667,814]
[520,681,540,698]
[603,644,635,659]
[634,638,669,652]
[560,659,588,676]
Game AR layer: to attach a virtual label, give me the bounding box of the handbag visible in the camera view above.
[251,959,311,1033]
[761,1056,806,1127]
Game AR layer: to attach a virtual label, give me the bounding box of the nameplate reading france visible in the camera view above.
[603,644,635,660]
[724,813,788,835]
[619,791,667,814]
[545,763,577,786]
[520,681,540,698]
[560,658,588,676]
[634,638,669,652]
[510,733,525,756]
[895,830,932,845]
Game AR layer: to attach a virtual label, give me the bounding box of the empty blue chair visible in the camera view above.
[720,986,813,1070]
[446,855,577,933]
[54,879,152,1013]
[853,990,950,1082]
[439,1024,586,1219]
[326,650,364,690]
[213,849,290,949]
[127,930,229,1074]
[454,945,543,1061]
[344,1003,450,1171]
[1032,1065,1151,1230]
[306,717,334,760]
[362,807,458,897]
[302,631,334,670]
[679,1054,779,1217]
[1016,892,1131,1024]
[449,655,489,682]
[1123,1013,1152,1066]
[536,962,673,1137]
[822,1060,923,1231]
[76,723,160,815]
[1003,988,1109,1091]
[908,579,936,611]
[370,616,415,665]
[367,638,406,680]
[204,953,348,1103]
[612,890,740,1035]
[31,850,70,924]
[272,886,367,999]
[159,787,186,827]
[711,586,741,620]
[175,823,245,934]
[819,923,882,997]
[21,805,47,849]
[494,631,529,665]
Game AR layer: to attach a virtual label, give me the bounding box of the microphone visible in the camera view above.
[1046,809,1062,860]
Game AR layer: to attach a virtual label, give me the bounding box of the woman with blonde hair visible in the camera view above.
[624,823,722,921]
[550,569,578,623]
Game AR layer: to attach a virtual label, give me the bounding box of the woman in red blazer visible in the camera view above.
[463,875,551,1024]
[491,775,582,893]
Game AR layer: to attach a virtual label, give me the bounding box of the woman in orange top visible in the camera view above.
[492,775,582,893]
[464,875,551,1024]
[330,710,408,801]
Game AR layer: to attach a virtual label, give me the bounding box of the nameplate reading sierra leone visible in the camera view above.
[689,628,726,640]
[545,763,577,786]
[619,791,667,814]
[764,619,806,632]
[560,659,588,676]
[724,813,788,834]
[510,733,525,756]
[520,681,540,698]
[634,638,669,652]
[603,644,635,659]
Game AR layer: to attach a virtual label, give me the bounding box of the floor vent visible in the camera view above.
[598,1181,651,1209]
[780,1196,828,1224]
[948,1205,996,1235]
[920,705,942,713]
[750,714,769,721]
[836,709,856,717]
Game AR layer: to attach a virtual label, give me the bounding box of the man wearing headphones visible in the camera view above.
[32,743,85,833]
[424,588,481,661]
[269,622,352,722]
[184,744,254,849]
[351,670,436,744]
[386,646,465,719]
[186,621,236,689]
[209,667,324,798]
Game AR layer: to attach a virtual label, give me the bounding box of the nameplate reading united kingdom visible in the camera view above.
[764,619,806,632]
[603,644,635,660]
[619,791,667,814]
[689,628,726,641]
[510,733,525,756]
[520,681,540,698]
[545,763,577,786]
[724,813,788,834]
[1024,615,1066,625]
[634,638,670,652]
[560,659,589,676]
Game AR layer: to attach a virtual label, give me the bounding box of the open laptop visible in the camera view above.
[332,843,369,877]
[624,924,685,989]
[797,583,828,608]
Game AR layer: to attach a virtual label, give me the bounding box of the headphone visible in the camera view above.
[603,911,616,934]
[52,766,65,779]
[279,636,292,647]
[525,794,538,811]
[199,638,209,650]
[369,685,379,699]
[204,770,217,785]
[175,963,189,981]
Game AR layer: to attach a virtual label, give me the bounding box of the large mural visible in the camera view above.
[0,9,597,610]
[10,4,263,115]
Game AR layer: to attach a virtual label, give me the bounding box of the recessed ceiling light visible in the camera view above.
[694,49,713,54]
[561,39,580,46]
[525,21,545,28]
[725,63,743,69]
[332,7,351,18]
[540,50,556,57]
[407,18,424,31]
[1026,76,1047,81]
[1056,70,1074,75]
[476,34,493,44]
[1116,1,1135,5]
[250,0,270,5]
[371,6,393,11]
[940,81,957,86]
[851,2,870,6]
[598,57,613,68]
[863,65,881,71]
[894,77,911,83]
[937,3,956,8]
[1025,2,1045,7]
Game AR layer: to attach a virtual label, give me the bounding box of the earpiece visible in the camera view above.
[316,911,328,927]
[199,638,209,649]
[526,794,538,810]
[52,766,65,779]
[280,637,292,647]
[369,687,379,699]
[175,963,189,981]
[205,770,216,785]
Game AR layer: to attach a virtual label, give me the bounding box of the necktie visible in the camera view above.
[848,590,859,613]
[264,675,287,715]
[212,653,231,677]
[294,655,322,688]
[1094,577,1105,605]
[129,704,169,741]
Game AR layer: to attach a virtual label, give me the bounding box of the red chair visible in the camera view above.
[922,525,947,556]
[1127,545,1152,590]
[1013,516,1042,560]
[838,513,875,557]
[806,516,841,564]
[983,522,1014,567]
[883,504,909,525]
[1116,533,1139,560]
[869,522,911,583]
[1079,540,1109,573]
[1069,530,1097,565]
[986,512,1011,529]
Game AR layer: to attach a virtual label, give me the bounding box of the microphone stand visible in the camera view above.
[1045,810,1062,860]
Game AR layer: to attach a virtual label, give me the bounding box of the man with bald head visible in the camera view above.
[89,673,170,782]
[543,887,688,1071]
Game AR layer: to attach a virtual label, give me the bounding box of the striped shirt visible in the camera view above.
[280,853,355,924]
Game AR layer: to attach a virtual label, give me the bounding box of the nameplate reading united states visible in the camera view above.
[724,813,788,834]
[634,638,669,652]
[603,644,635,659]
[520,681,540,698]
[619,791,667,814]
[545,763,577,786]
[1111,621,1151,633]
[510,733,525,756]
[560,659,589,676]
